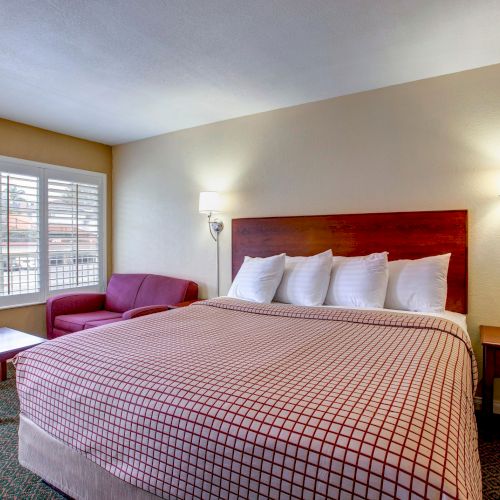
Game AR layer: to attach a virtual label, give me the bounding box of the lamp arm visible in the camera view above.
[207,212,224,297]
[207,213,224,241]
[207,213,217,241]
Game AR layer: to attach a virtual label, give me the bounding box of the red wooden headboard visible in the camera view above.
[232,210,468,313]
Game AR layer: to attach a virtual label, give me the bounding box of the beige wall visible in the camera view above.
[113,63,500,395]
[0,118,112,336]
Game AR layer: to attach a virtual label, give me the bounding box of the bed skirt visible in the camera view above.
[18,414,158,500]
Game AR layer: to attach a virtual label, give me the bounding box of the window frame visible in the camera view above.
[0,155,107,309]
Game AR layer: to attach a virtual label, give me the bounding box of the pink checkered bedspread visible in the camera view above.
[16,298,481,499]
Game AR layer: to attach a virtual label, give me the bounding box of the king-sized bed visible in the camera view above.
[15,210,481,499]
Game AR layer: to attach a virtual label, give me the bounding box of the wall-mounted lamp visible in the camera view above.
[199,192,224,296]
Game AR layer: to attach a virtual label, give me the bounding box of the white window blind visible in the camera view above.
[0,157,106,307]
[0,172,40,297]
[48,179,101,290]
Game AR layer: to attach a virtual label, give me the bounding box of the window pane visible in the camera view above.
[0,172,40,296]
[48,179,101,291]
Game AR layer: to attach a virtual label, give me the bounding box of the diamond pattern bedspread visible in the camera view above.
[15,298,481,499]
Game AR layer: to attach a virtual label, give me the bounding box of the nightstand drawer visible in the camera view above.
[496,350,500,377]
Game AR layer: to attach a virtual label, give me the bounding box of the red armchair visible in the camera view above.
[46,274,198,339]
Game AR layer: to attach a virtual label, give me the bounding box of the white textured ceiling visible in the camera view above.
[1,0,500,145]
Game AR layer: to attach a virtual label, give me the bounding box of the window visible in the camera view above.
[0,157,106,307]
[48,179,101,290]
[0,172,40,298]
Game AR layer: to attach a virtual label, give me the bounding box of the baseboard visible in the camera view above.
[474,396,500,414]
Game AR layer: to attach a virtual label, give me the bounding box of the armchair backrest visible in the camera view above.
[105,273,198,313]
[134,274,198,309]
[105,274,146,313]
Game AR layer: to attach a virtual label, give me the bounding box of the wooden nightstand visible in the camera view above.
[480,325,500,415]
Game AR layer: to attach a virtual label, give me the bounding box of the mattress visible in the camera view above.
[18,413,157,500]
[16,298,481,499]
[314,304,469,334]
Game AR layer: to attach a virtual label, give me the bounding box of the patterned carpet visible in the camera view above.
[477,412,500,500]
[1,364,499,499]
[0,366,64,499]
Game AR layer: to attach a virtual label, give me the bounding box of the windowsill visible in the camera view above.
[0,285,106,311]
[0,301,45,311]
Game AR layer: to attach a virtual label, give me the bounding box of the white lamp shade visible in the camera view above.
[199,191,222,214]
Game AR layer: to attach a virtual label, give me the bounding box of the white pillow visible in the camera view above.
[228,253,286,303]
[324,252,389,308]
[274,250,333,306]
[384,254,451,312]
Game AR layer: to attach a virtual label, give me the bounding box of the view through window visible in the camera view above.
[48,179,101,290]
[0,172,40,296]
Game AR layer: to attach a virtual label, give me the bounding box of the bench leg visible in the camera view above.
[483,346,495,415]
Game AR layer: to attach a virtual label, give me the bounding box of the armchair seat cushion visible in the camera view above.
[54,310,123,333]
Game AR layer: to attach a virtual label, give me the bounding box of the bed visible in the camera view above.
[16,210,481,499]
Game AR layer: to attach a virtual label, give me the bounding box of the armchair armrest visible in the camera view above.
[122,305,169,320]
[46,293,106,339]
[167,299,201,309]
